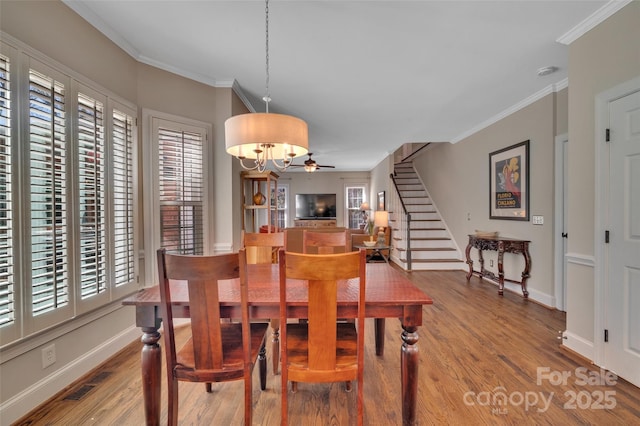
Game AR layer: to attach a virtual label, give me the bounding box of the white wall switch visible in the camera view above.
[532,215,544,225]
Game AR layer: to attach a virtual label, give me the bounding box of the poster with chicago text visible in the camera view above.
[489,140,529,220]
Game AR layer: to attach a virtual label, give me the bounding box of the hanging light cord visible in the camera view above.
[263,0,271,113]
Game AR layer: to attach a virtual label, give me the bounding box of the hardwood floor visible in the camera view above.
[16,270,640,425]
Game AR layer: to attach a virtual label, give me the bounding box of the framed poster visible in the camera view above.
[489,140,529,220]
[377,191,385,211]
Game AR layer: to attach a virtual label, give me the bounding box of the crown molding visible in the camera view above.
[556,0,633,45]
[231,81,258,113]
[63,0,237,90]
[62,0,140,58]
[451,78,568,144]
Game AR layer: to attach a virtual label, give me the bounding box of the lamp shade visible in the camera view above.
[225,112,308,160]
[374,210,388,227]
[360,202,370,211]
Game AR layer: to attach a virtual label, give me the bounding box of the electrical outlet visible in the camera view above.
[532,215,544,225]
[42,344,56,368]
[490,260,494,267]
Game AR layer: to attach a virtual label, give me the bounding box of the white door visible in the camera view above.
[605,89,640,387]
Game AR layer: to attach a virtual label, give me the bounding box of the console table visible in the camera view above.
[354,244,391,263]
[465,235,531,298]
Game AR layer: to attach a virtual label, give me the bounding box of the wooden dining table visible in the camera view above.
[122,262,433,425]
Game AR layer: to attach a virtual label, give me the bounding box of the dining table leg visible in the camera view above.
[401,324,419,425]
[137,306,162,426]
[374,318,385,356]
[270,319,280,375]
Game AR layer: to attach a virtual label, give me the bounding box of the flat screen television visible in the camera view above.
[295,193,337,219]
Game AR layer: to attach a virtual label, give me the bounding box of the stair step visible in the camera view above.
[398,247,456,252]
[393,161,467,271]
[398,257,464,263]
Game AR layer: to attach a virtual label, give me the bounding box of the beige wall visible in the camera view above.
[278,171,371,230]
[229,92,252,252]
[414,91,561,303]
[555,88,568,136]
[565,2,640,354]
[370,153,394,210]
[0,0,138,102]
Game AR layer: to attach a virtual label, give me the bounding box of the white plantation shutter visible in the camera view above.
[77,93,106,299]
[158,127,204,255]
[0,53,13,328]
[29,68,69,316]
[112,109,135,289]
[0,39,138,344]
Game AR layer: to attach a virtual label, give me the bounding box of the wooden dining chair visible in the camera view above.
[302,230,348,254]
[242,230,286,264]
[157,248,268,426]
[278,249,367,426]
[242,230,286,375]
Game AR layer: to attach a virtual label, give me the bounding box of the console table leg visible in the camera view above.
[521,244,532,298]
[497,245,505,296]
[465,243,473,280]
[401,325,419,425]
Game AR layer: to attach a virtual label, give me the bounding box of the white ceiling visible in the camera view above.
[63,0,617,171]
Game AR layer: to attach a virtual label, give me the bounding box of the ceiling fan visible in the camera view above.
[289,153,335,172]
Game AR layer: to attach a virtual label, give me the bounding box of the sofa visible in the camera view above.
[284,227,351,253]
[283,226,391,255]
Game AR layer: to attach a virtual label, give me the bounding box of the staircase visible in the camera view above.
[389,162,466,271]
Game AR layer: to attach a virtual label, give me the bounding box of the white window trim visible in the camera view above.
[0,33,139,346]
[141,109,213,287]
[343,182,369,230]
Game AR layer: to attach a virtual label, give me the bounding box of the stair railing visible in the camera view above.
[390,172,412,270]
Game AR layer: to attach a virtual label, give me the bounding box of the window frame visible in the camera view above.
[142,109,212,287]
[344,183,369,230]
[272,182,288,229]
[0,35,139,346]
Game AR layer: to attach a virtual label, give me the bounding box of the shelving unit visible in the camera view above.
[241,171,279,233]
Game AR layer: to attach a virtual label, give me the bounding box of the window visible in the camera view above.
[28,67,70,319]
[142,111,211,286]
[112,109,136,291]
[345,185,367,229]
[0,39,138,345]
[0,51,13,331]
[77,92,106,300]
[158,127,203,254]
[273,183,288,229]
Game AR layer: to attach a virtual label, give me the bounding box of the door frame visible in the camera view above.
[553,133,568,311]
[594,75,640,367]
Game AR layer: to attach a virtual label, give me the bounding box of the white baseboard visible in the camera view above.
[562,330,594,362]
[0,325,140,424]
[480,277,555,308]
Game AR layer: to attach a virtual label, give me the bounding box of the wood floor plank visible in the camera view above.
[15,270,640,425]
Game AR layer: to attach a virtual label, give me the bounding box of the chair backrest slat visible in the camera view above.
[242,231,286,264]
[158,249,245,371]
[280,250,365,371]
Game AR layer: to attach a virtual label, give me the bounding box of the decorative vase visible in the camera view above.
[253,192,266,205]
